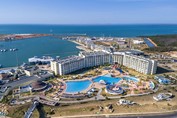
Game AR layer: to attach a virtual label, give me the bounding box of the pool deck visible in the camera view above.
[60,67,149,96]
[62,68,126,94]
[63,79,93,94]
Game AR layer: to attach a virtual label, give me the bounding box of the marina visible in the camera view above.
[0,48,18,52]
[0,36,79,68]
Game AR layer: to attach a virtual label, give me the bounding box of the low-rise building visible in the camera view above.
[30,81,48,92]
[119,49,144,56]
[133,40,144,44]
[153,93,172,101]
[155,76,171,84]
[24,66,40,76]
[118,99,136,105]
[0,73,8,80]
[20,85,32,93]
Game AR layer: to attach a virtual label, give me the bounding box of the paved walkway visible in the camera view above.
[96,89,105,100]
[51,110,177,118]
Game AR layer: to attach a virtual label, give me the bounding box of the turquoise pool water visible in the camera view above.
[65,80,91,93]
[122,76,139,82]
[93,76,122,85]
[65,76,139,93]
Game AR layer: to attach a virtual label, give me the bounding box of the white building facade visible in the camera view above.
[79,51,112,68]
[123,54,157,75]
[56,56,85,75]
[51,51,157,75]
[51,52,112,75]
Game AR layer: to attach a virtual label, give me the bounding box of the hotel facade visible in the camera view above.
[51,52,111,75]
[51,51,157,75]
[122,54,157,75]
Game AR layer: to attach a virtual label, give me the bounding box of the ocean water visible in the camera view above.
[0,37,80,67]
[0,24,177,67]
[0,24,177,37]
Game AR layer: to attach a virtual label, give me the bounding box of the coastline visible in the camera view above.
[69,40,92,52]
[0,66,17,71]
[0,34,52,42]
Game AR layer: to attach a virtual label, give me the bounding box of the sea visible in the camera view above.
[0,24,177,68]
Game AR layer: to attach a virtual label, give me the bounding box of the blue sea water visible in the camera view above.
[0,24,177,37]
[0,24,177,67]
[0,36,80,67]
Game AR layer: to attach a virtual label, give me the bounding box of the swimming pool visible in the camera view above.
[65,80,91,93]
[93,76,122,85]
[122,76,139,82]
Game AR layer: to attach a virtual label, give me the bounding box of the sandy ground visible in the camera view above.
[27,86,177,118]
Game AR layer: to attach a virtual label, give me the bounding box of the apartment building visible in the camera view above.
[51,51,157,75]
[123,54,157,75]
[79,51,112,67]
[51,56,85,75]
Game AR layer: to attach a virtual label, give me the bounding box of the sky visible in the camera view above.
[0,0,177,24]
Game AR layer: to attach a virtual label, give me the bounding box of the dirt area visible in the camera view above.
[94,41,114,46]
[5,87,177,118]
[165,51,177,58]
[132,44,148,50]
[38,86,177,118]
[5,66,177,118]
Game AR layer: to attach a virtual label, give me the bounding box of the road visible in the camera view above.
[24,101,39,118]
[1,73,53,88]
[52,111,177,118]
[109,112,177,118]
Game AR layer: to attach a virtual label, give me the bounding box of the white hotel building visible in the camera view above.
[51,52,111,75]
[51,56,85,75]
[51,51,157,75]
[79,51,111,68]
[122,54,157,75]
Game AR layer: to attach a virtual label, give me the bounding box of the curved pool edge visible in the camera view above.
[64,79,93,94]
[122,76,139,82]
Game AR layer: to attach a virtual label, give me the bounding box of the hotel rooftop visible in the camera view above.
[56,55,84,64]
[80,51,109,57]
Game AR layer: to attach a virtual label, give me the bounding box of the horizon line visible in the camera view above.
[0,23,177,25]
